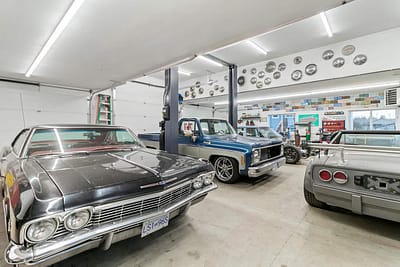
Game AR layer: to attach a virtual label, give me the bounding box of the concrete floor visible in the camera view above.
[2,163,400,267]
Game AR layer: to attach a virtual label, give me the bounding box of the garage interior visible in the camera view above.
[1,0,400,266]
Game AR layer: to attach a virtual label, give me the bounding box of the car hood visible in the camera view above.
[34,148,211,209]
[205,135,281,150]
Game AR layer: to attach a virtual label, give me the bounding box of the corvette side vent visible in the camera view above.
[384,88,400,106]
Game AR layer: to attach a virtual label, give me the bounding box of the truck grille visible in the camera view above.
[260,144,282,161]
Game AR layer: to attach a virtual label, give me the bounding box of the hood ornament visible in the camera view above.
[140,177,178,189]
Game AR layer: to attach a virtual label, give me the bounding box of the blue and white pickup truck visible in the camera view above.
[139,118,285,183]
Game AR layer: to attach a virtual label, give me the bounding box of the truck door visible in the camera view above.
[178,119,200,157]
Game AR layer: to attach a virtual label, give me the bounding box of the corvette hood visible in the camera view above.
[34,148,210,209]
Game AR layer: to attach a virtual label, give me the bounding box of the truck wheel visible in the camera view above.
[213,157,240,183]
[304,187,327,209]
[284,146,300,164]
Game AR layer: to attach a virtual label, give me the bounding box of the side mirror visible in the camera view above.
[0,157,6,163]
[191,135,198,143]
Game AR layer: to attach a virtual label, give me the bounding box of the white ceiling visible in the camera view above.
[150,0,400,82]
[0,0,342,90]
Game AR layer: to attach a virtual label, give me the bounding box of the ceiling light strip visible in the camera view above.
[320,12,333,38]
[197,55,224,67]
[178,70,192,76]
[246,40,268,55]
[214,82,399,105]
[25,0,85,77]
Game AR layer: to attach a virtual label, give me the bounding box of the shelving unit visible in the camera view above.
[96,94,112,125]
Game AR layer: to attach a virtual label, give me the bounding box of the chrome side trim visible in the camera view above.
[5,183,217,265]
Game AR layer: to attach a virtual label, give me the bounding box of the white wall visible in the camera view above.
[0,81,89,148]
[114,77,164,134]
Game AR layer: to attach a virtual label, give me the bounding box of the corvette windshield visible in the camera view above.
[26,128,143,156]
[200,119,235,136]
[336,133,400,147]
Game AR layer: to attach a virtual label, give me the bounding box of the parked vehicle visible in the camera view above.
[0,125,217,265]
[139,118,285,183]
[304,130,400,222]
[237,125,301,164]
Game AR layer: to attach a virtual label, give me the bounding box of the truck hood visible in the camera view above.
[34,148,211,209]
[205,135,281,150]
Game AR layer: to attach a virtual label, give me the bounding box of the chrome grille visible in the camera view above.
[260,144,282,161]
[91,183,192,225]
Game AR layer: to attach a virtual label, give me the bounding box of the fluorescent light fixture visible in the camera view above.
[178,70,192,76]
[197,55,224,67]
[246,40,268,55]
[320,12,333,38]
[214,81,399,105]
[25,0,85,77]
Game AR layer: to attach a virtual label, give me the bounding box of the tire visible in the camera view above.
[284,146,300,164]
[213,156,240,184]
[304,187,327,209]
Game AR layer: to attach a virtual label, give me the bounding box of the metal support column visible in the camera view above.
[228,64,238,130]
[163,67,179,154]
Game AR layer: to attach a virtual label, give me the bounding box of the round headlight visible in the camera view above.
[192,177,203,190]
[26,218,57,243]
[252,149,261,163]
[203,172,215,186]
[65,209,91,231]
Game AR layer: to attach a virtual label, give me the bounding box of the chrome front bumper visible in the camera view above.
[5,183,217,265]
[247,157,285,178]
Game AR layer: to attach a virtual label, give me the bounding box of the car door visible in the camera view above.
[178,119,200,157]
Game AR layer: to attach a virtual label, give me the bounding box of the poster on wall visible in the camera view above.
[298,114,319,126]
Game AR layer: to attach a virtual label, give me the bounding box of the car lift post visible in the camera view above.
[160,67,179,154]
[228,64,238,130]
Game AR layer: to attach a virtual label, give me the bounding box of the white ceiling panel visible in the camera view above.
[0,0,341,89]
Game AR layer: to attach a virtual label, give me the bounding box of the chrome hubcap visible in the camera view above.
[215,157,234,181]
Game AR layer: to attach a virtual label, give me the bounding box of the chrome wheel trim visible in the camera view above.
[214,157,234,182]
[3,198,10,242]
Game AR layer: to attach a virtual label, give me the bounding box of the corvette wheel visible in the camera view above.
[213,157,239,184]
[304,187,327,209]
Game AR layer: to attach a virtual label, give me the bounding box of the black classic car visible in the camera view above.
[0,125,217,265]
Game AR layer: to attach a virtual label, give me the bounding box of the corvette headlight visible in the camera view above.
[65,209,91,231]
[252,149,261,164]
[192,177,203,190]
[203,171,215,186]
[26,218,58,243]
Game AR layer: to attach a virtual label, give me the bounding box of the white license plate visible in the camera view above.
[141,213,169,237]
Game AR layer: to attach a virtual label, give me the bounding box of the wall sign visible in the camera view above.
[298,114,319,126]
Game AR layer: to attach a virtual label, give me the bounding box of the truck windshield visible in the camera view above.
[258,127,281,139]
[200,119,235,136]
[26,127,143,156]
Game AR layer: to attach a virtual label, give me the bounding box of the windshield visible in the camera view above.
[26,127,143,156]
[257,127,281,139]
[200,119,235,136]
[334,133,400,147]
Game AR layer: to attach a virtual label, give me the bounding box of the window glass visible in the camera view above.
[350,111,371,130]
[340,133,400,147]
[180,120,197,136]
[258,127,281,139]
[246,128,257,137]
[27,128,141,156]
[199,119,235,135]
[372,109,396,130]
[12,130,29,154]
[200,122,209,135]
[269,114,295,133]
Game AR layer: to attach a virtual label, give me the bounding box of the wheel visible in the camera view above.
[304,187,327,209]
[284,146,300,164]
[213,156,240,184]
